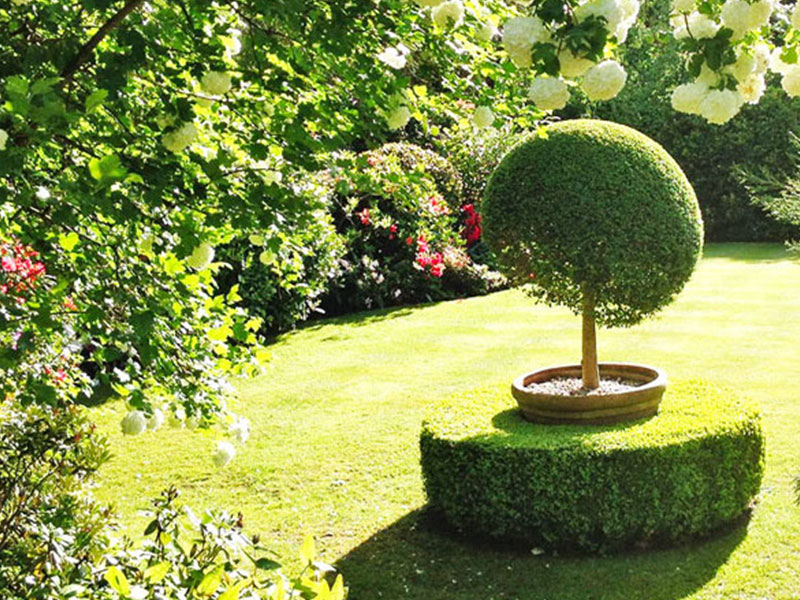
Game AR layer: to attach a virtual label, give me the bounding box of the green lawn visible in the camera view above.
[90,243,800,599]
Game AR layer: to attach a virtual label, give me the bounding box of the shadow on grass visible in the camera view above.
[702,242,793,263]
[296,304,422,333]
[336,507,750,600]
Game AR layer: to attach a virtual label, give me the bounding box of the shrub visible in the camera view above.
[320,143,501,314]
[482,119,703,387]
[217,209,345,336]
[582,0,800,241]
[482,119,703,327]
[0,400,113,598]
[419,379,765,553]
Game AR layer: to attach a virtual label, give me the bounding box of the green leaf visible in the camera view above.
[254,557,281,570]
[144,561,171,583]
[58,232,80,251]
[195,565,224,596]
[104,566,131,596]
[299,534,315,565]
[88,154,126,183]
[6,75,29,97]
[85,89,109,113]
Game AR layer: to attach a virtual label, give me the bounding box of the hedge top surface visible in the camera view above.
[422,379,760,452]
[482,119,704,327]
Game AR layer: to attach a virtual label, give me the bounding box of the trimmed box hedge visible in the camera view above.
[420,379,764,553]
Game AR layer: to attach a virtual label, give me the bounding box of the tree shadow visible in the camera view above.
[336,507,750,600]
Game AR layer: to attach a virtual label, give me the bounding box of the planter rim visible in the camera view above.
[511,362,668,424]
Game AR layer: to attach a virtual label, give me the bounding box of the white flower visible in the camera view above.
[386,105,411,130]
[432,0,464,28]
[672,0,694,12]
[414,0,444,6]
[229,417,251,444]
[576,0,623,34]
[477,21,497,42]
[699,89,743,124]
[720,0,750,38]
[200,71,232,96]
[696,63,720,85]
[528,77,570,111]
[770,48,793,75]
[747,0,773,30]
[503,16,550,68]
[782,65,800,97]
[581,60,627,101]
[472,106,495,128]
[187,242,215,270]
[0,129,7,151]
[675,12,720,39]
[670,81,709,114]
[558,49,595,78]
[35,186,50,200]
[169,406,186,429]
[753,43,771,73]
[121,410,148,436]
[212,441,236,468]
[726,52,755,82]
[162,123,198,153]
[147,408,165,431]
[615,0,640,42]
[377,46,407,70]
[738,72,766,103]
[793,2,800,29]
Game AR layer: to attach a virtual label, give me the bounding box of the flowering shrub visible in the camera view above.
[320,143,500,314]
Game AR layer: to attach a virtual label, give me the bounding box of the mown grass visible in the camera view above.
[90,243,800,599]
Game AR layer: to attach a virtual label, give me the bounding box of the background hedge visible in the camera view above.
[562,0,800,242]
[420,379,765,553]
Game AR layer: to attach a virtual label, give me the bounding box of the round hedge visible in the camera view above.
[482,119,704,327]
[369,142,463,209]
[420,380,764,553]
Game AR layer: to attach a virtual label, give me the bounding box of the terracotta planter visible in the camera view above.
[511,363,667,425]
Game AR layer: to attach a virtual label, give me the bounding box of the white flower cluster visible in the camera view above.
[186,242,215,270]
[574,0,640,43]
[671,0,772,40]
[432,0,464,28]
[119,407,165,436]
[671,43,778,124]
[412,0,464,28]
[378,45,409,70]
[200,71,232,96]
[502,16,551,69]
[527,59,627,111]
[386,105,412,130]
[472,106,495,128]
[162,122,198,153]
[0,129,7,151]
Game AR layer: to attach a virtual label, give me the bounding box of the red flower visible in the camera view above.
[358,208,371,226]
[389,223,397,240]
[416,253,431,268]
[430,264,444,278]
[405,236,413,246]
[417,235,429,254]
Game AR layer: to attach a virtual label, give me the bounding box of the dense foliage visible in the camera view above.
[482,119,703,327]
[420,379,765,553]
[584,0,800,241]
[318,143,503,315]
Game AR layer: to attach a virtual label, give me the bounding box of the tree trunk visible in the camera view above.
[581,294,600,390]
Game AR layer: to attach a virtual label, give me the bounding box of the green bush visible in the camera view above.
[482,119,703,327]
[580,0,800,242]
[218,208,345,336]
[420,379,765,553]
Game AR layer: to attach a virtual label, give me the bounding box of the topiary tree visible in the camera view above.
[482,119,703,389]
